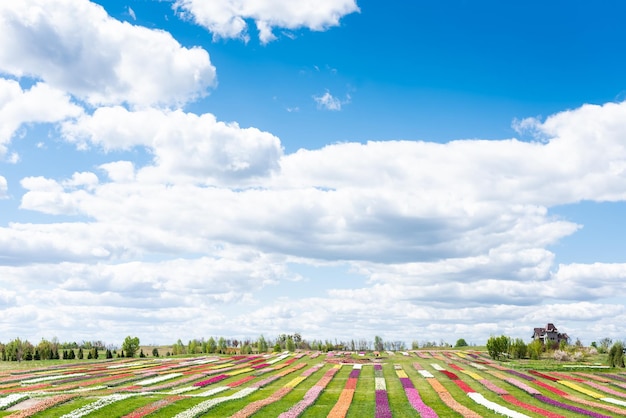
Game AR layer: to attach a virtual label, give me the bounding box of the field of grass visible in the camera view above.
[0,349,625,417]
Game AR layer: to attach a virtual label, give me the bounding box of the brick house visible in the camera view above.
[532,323,569,346]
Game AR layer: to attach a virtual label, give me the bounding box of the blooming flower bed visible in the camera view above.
[5,394,77,418]
[395,366,438,417]
[0,394,30,411]
[278,365,341,418]
[328,364,361,418]
[120,395,186,418]
[59,394,135,418]
[374,364,391,418]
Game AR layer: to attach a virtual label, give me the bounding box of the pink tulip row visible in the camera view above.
[277,365,341,418]
[5,394,77,418]
[120,395,186,418]
[230,364,321,418]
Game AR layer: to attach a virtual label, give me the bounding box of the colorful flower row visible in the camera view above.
[251,363,306,389]
[535,394,612,418]
[59,394,135,418]
[226,376,255,388]
[467,392,530,418]
[120,395,186,418]
[21,373,86,385]
[230,364,321,418]
[192,374,228,387]
[328,364,361,418]
[136,372,183,386]
[172,387,258,418]
[6,394,77,418]
[277,365,341,418]
[0,394,30,411]
[395,366,438,417]
[374,364,391,418]
[424,378,482,418]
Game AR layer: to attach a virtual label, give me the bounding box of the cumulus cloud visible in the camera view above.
[0,79,82,154]
[61,106,284,183]
[0,0,216,107]
[6,91,626,343]
[174,0,359,43]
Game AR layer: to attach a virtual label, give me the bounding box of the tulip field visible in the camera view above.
[2,350,626,417]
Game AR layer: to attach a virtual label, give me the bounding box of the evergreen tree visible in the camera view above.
[152,348,159,357]
[77,348,84,359]
[106,349,113,359]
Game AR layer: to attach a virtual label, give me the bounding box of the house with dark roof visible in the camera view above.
[532,323,569,346]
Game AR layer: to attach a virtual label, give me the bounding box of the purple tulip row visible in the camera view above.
[374,365,392,418]
[399,376,438,417]
[535,395,612,418]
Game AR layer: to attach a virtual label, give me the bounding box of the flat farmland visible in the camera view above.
[1,350,625,417]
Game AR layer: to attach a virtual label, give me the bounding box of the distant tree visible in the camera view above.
[257,335,268,354]
[207,337,217,354]
[77,348,84,359]
[608,341,625,368]
[528,339,543,360]
[273,343,281,353]
[106,349,113,359]
[286,336,296,352]
[599,337,613,354]
[486,335,510,360]
[152,348,159,357]
[122,336,140,358]
[241,344,252,355]
[374,336,384,352]
[139,349,146,358]
[455,338,468,348]
[33,349,41,361]
[509,338,527,359]
[217,337,227,354]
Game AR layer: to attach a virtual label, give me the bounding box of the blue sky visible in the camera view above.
[1,0,626,347]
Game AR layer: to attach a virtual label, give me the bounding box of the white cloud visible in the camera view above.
[0,79,82,154]
[0,176,7,199]
[0,0,216,107]
[6,93,626,344]
[313,90,348,111]
[61,107,283,183]
[174,0,359,44]
[127,6,136,21]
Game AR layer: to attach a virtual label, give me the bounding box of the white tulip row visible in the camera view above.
[0,394,29,410]
[467,392,530,418]
[136,372,183,386]
[173,387,258,418]
[59,394,134,418]
[21,373,86,384]
[374,377,386,391]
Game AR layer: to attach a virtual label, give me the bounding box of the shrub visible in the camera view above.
[552,350,570,361]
